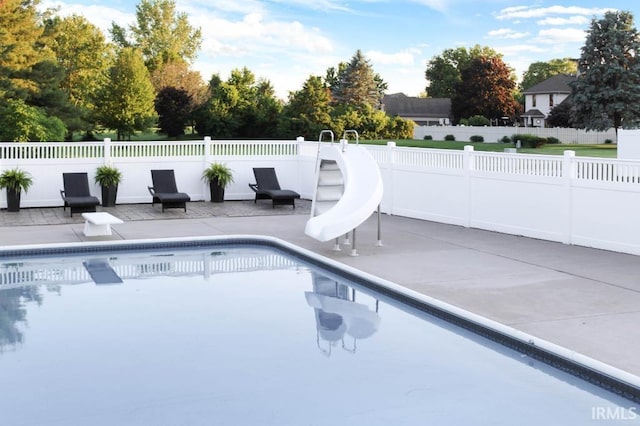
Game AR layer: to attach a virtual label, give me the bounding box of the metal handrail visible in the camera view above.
[343,129,359,145]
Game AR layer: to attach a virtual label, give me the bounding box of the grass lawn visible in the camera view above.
[364,139,618,158]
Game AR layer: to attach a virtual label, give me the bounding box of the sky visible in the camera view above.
[38,0,640,100]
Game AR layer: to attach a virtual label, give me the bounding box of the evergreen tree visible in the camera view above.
[0,0,48,98]
[571,11,640,132]
[96,48,157,140]
[331,50,387,109]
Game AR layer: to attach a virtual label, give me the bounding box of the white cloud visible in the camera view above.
[179,0,266,15]
[366,48,420,66]
[409,0,448,14]
[537,16,590,26]
[39,0,134,34]
[262,0,352,12]
[495,44,549,57]
[487,28,530,40]
[536,27,587,44]
[495,5,614,20]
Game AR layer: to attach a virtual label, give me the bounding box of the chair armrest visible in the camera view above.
[60,189,66,200]
[147,186,155,196]
[248,183,258,193]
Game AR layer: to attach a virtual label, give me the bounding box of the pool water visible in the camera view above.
[0,241,638,425]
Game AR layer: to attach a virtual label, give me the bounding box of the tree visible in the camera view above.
[26,60,78,138]
[0,0,49,98]
[520,58,577,91]
[150,60,206,105]
[280,75,333,139]
[425,45,501,98]
[111,0,202,72]
[546,98,573,128]
[451,56,520,123]
[155,87,192,137]
[193,74,235,138]
[194,68,281,138]
[571,11,640,132]
[0,98,66,141]
[45,15,113,124]
[96,48,157,140]
[330,50,387,109]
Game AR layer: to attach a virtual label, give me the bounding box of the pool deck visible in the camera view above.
[2,199,640,379]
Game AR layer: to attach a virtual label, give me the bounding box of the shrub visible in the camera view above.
[499,135,511,144]
[605,139,613,144]
[470,135,484,142]
[547,137,560,144]
[423,135,433,140]
[444,134,456,141]
[513,134,547,148]
[467,115,490,126]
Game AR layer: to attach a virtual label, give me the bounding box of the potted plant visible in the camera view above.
[201,163,233,202]
[95,164,122,207]
[0,168,33,212]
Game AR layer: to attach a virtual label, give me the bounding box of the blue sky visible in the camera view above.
[40,0,640,99]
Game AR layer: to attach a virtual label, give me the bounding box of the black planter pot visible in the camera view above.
[6,189,21,212]
[209,180,225,202]
[101,185,118,207]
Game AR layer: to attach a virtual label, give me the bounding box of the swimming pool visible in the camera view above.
[0,236,638,425]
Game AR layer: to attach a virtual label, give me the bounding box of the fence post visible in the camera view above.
[463,145,475,228]
[385,141,396,215]
[204,136,212,164]
[296,136,305,195]
[562,150,576,245]
[103,138,111,164]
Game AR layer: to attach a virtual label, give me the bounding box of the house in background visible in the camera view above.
[521,74,576,127]
[381,93,452,126]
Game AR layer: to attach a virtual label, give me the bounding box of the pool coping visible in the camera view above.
[1,234,639,403]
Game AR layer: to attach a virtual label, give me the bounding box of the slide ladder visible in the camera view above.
[305,130,383,255]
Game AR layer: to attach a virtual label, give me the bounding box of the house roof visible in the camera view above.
[522,74,576,95]
[521,109,546,118]
[382,93,451,118]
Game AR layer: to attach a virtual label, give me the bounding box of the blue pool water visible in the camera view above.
[0,238,638,425]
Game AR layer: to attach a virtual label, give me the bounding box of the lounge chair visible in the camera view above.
[60,172,101,217]
[147,169,191,212]
[249,167,300,208]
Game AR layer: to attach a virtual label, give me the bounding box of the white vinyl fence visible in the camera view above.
[414,125,617,144]
[1,138,639,256]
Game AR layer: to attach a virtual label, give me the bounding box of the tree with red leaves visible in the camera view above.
[451,56,521,124]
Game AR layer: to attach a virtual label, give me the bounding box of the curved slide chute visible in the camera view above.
[305,141,383,242]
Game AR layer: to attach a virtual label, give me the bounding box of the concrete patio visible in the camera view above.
[1,199,640,379]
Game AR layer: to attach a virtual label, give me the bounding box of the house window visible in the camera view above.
[532,94,536,107]
[549,94,554,107]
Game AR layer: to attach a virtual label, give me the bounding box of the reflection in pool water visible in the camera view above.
[0,243,638,425]
[305,272,380,356]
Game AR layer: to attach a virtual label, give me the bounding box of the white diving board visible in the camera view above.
[82,212,123,237]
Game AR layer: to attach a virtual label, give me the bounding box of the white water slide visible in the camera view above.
[305,131,383,249]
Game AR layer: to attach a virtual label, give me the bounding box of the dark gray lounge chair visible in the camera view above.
[249,167,300,208]
[148,169,191,212]
[60,172,100,217]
